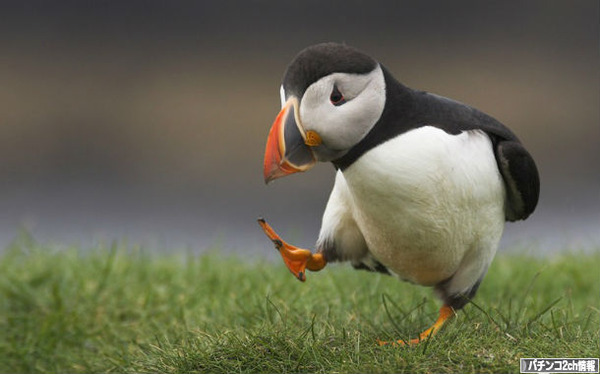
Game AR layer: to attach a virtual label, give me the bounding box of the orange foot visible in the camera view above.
[257,218,326,281]
[378,304,455,346]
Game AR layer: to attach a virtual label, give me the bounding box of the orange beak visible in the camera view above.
[263,98,317,184]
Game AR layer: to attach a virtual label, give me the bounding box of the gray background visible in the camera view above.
[1,1,598,254]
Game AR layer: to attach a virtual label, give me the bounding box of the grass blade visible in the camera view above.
[526,297,563,327]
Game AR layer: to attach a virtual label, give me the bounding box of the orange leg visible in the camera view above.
[257,218,326,281]
[378,304,455,346]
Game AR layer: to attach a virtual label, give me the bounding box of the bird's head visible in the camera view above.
[263,43,386,183]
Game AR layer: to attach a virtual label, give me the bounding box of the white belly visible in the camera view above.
[342,127,505,286]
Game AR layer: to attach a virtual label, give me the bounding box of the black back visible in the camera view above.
[332,65,520,168]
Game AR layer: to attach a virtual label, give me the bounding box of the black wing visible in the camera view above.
[494,140,540,221]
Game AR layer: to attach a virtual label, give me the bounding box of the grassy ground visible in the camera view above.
[1,236,598,373]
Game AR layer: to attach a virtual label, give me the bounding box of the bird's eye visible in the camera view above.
[330,85,346,106]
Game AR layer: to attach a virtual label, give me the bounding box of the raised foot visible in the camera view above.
[257,218,326,281]
[378,304,455,346]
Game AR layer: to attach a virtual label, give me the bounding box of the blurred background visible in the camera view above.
[0,1,598,255]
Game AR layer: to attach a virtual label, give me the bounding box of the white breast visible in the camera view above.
[342,126,506,286]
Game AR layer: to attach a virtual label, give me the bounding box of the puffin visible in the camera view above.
[258,42,539,346]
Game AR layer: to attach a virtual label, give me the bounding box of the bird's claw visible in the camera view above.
[377,304,455,347]
[257,218,326,281]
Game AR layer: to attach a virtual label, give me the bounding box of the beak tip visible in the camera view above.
[263,163,288,184]
[264,174,280,185]
[263,168,276,184]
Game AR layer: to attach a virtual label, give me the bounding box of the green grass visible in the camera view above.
[0,236,598,373]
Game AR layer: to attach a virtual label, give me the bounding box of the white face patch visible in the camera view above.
[298,65,386,161]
